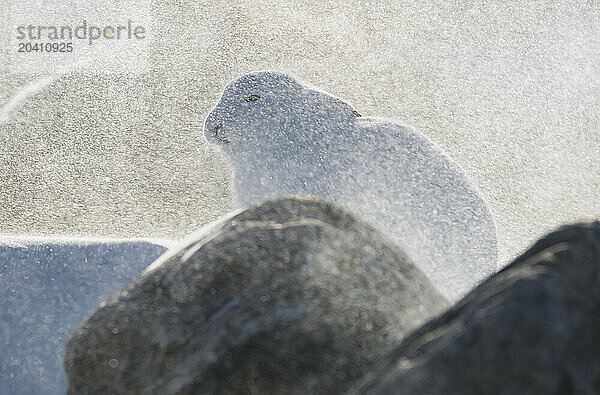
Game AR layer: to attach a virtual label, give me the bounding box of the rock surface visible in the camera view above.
[64,197,447,394]
[204,71,497,300]
[351,221,600,395]
[0,239,167,395]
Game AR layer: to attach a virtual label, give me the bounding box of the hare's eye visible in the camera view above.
[246,94,261,102]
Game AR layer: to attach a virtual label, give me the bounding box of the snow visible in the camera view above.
[0,238,168,394]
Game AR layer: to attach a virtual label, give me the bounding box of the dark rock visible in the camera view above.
[351,221,600,395]
[64,197,447,394]
[0,240,167,395]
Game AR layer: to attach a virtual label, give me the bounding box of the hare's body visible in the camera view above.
[204,71,497,300]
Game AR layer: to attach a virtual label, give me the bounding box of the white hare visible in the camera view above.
[204,71,497,300]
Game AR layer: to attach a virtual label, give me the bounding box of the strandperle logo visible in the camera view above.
[16,20,146,45]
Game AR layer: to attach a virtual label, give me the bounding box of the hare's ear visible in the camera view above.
[304,88,357,122]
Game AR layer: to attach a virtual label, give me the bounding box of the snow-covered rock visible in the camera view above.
[352,221,600,394]
[64,197,447,394]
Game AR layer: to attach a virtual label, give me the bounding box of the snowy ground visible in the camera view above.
[1,1,598,276]
[0,236,170,394]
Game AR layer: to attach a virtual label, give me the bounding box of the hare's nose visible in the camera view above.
[212,121,230,144]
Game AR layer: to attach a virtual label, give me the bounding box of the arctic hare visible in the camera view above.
[204,71,497,300]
